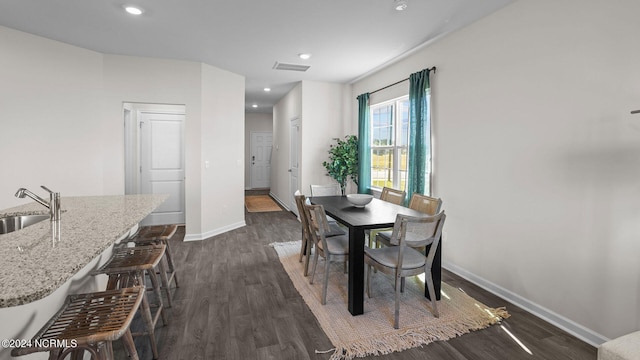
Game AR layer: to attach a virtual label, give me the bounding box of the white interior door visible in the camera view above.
[290,118,300,213]
[250,132,273,189]
[140,111,185,225]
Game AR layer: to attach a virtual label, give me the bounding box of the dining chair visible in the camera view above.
[295,190,346,276]
[305,203,349,305]
[310,183,342,197]
[375,193,443,248]
[408,193,442,215]
[365,211,446,328]
[368,187,407,248]
[310,183,342,224]
[380,187,406,205]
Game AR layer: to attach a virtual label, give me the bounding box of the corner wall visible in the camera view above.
[351,0,640,343]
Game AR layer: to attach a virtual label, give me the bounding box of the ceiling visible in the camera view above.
[0,0,514,113]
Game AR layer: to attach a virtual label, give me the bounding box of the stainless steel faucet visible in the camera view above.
[15,186,61,221]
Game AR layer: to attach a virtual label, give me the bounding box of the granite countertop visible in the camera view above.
[0,194,168,308]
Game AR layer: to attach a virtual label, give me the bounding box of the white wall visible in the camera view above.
[199,63,246,238]
[0,26,246,242]
[351,0,640,343]
[245,112,273,189]
[300,81,351,196]
[0,27,104,207]
[271,83,302,208]
[271,81,350,209]
[102,55,205,233]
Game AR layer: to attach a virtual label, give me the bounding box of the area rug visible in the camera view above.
[245,195,282,212]
[271,240,509,360]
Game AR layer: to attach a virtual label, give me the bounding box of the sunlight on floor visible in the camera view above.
[500,324,533,355]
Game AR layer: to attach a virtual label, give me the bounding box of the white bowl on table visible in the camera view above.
[346,194,374,208]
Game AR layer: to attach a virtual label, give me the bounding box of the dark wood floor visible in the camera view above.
[123,191,597,360]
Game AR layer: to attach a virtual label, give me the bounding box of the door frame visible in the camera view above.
[289,117,300,214]
[124,102,186,225]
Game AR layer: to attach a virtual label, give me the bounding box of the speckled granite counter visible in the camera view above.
[0,194,167,307]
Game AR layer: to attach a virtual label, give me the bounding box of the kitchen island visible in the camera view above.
[0,194,167,360]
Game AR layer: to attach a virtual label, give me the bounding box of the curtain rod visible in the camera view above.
[368,66,436,96]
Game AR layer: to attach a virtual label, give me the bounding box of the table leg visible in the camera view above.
[425,237,442,301]
[348,226,365,315]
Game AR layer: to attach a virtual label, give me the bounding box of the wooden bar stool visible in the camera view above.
[11,287,144,360]
[133,225,179,291]
[92,245,168,359]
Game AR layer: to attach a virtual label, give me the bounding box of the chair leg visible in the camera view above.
[158,258,173,308]
[139,292,160,359]
[121,329,139,360]
[164,239,179,288]
[394,273,401,329]
[424,269,439,318]
[321,258,330,305]
[298,231,305,263]
[304,237,312,277]
[309,251,320,285]
[366,264,372,298]
[144,268,166,325]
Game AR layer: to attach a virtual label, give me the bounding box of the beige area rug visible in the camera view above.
[245,195,282,212]
[271,241,509,360]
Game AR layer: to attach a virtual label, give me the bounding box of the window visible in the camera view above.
[370,96,410,191]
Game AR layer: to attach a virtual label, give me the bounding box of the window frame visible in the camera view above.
[369,95,410,192]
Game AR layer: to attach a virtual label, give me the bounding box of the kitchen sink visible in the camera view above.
[0,214,49,235]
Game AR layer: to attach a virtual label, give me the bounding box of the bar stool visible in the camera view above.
[92,245,168,359]
[133,225,179,289]
[11,287,145,360]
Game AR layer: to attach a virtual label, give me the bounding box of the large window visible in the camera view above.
[370,96,410,191]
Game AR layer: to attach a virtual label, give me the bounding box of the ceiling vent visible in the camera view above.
[273,62,311,72]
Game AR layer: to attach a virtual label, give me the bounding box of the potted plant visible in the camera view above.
[322,135,359,195]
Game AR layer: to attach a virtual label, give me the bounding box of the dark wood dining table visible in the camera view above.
[309,195,442,316]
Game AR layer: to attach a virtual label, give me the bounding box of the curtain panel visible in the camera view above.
[407,68,432,199]
[357,93,371,194]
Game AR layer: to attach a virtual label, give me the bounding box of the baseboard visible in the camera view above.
[269,192,291,212]
[183,220,246,242]
[442,261,608,347]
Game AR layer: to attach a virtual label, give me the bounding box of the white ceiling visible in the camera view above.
[0,0,514,113]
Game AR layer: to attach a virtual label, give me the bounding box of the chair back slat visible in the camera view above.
[380,187,406,205]
[408,194,442,215]
[310,184,341,197]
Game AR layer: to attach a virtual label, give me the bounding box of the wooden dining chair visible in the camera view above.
[380,187,406,205]
[310,184,341,197]
[305,203,349,305]
[295,190,345,276]
[310,183,342,224]
[408,193,442,215]
[365,211,446,328]
[294,191,313,276]
[368,187,407,248]
[376,194,443,249]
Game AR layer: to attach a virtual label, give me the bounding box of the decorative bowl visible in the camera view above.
[346,194,374,208]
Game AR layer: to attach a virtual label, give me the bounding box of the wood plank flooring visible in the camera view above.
[122,192,597,360]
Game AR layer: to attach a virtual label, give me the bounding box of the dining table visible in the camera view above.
[309,195,442,316]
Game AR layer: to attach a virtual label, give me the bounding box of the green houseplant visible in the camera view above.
[322,135,359,195]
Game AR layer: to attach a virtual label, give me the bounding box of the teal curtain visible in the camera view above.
[357,93,371,194]
[406,68,432,199]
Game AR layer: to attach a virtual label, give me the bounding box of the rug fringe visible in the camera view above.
[327,307,509,360]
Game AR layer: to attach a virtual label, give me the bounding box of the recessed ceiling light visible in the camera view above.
[263,88,271,92]
[124,5,144,15]
[252,104,258,108]
[394,0,407,11]
[298,53,311,60]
